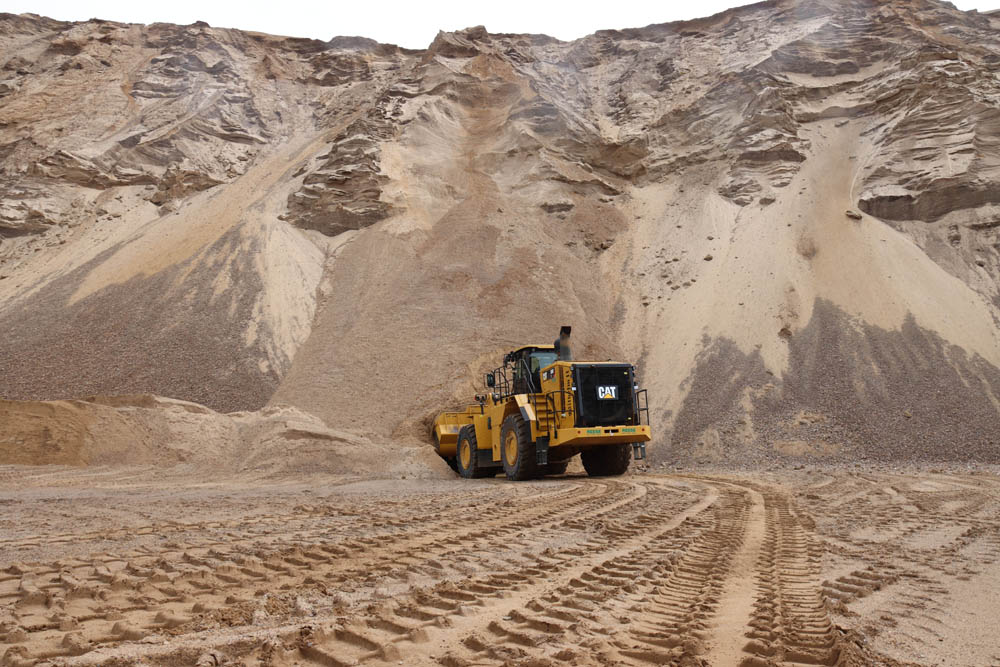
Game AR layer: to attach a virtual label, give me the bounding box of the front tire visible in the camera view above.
[581,444,631,477]
[501,414,537,481]
[455,426,495,479]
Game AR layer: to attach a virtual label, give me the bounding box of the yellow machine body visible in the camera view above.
[433,341,651,480]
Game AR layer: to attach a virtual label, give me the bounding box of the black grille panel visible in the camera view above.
[573,364,635,427]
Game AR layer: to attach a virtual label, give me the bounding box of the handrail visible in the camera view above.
[490,357,538,400]
[519,357,538,394]
[530,389,576,439]
[635,389,650,426]
[490,364,512,399]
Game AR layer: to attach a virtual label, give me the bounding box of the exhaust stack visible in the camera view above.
[556,325,572,361]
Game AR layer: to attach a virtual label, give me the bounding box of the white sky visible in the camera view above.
[6,0,998,49]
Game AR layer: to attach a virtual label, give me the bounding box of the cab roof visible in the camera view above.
[511,345,556,354]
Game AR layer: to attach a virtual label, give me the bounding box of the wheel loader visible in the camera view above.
[432,326,651,480]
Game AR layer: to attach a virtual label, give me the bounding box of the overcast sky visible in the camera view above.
[8,0,998,48]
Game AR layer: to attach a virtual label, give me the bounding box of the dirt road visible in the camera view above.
[1,466,998,666]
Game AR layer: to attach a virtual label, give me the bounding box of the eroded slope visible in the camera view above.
[1,0,999,460]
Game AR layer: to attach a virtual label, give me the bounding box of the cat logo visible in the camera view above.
[597,385,618,400]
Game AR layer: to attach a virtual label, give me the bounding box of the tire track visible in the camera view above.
[5,471,989,666]
[276,480,710,667]
[0,479,661,664]
[708,485,765,665]
[740,488,843,667]
[796,472,1000,666]
[432,483,746,666]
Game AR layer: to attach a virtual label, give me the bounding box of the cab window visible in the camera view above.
[530,351,558,373]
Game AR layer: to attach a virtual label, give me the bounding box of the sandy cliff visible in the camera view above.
[1,0,999,463]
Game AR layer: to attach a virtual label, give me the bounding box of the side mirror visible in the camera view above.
[485,372,496,388]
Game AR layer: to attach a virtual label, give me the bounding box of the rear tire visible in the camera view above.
[501,414,537,481]
[581,444,631,477]
[455,426,495,479]
[540,460,570,476]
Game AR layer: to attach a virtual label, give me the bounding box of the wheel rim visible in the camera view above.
[460,440,472,469]
[505,430,518,466]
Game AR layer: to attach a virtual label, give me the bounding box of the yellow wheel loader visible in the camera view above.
[432,327,651,480]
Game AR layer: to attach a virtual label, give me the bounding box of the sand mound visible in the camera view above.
[0,395,451,478]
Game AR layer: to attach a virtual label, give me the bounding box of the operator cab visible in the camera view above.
[509,345,558,394]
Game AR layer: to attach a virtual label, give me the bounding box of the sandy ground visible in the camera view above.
[1,464,998,666]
